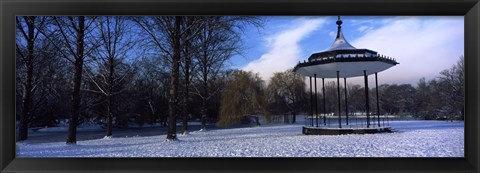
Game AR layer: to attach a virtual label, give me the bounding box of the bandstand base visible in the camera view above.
[302,126,394,135]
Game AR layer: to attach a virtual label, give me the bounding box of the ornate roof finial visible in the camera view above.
[328,16,356,51]
[336,16,342,27]
[336,16,343,39]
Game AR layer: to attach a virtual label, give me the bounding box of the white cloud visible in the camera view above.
[357,25,372,33]
[328,31,336,38]
[241,17,463,87]
[242,17,328,82]
[348,16,464,86]
[349,19,374,26]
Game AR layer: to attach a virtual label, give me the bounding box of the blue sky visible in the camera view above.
[232,16,464,86]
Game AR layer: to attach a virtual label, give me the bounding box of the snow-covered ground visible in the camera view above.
[16,120,464,157]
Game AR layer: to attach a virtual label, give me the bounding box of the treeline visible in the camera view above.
[15,16,262,143]
[217,56,465,126]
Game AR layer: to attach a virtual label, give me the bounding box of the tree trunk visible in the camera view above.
[291,96,296,124]
[181,18,192,134]
[255,116,260,126]
[66,16,85,144]
[181,63,190,134]
[166,16,182,140]
[106,94,113,137]
[182,68,189,134]
[200,59,208,129]
[106,57,114,137]
[291,111,296,124]
[19,63,32,142]
[200,49,208,130]
[18,16,36,142]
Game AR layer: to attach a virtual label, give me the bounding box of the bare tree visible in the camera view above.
[133,16,181,139]
[164,16,182,140]
[379,84,415,116]
[414,78,433,118]
[66,16,87,144]
[37,16,96,144]
[437,56,464,120]
[346,84,364,115]
[15,16,46,141]
[132,56,170,127]
[192,16,262,130]
[133,16,208,140]
[83,16,136,137]
[179,17,201,134]
[267,69,306,124]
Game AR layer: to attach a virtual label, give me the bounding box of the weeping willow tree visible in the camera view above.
[217,70,269,128]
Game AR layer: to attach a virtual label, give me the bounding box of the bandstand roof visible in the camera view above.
[294,58,398,78]
[293,16,398,78]
[327,20,356,51]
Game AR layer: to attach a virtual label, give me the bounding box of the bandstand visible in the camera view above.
[293,16,399,135]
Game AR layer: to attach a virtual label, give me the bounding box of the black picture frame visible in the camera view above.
[1,0,479,172]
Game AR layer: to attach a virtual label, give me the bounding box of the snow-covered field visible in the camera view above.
[16,120,464,157]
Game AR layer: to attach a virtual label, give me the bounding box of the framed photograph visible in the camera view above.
[1,0,479,172]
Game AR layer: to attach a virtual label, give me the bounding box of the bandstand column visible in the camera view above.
[337,71,342,128]
[344,78,349,125]
[364,70,370,128]
[322,78,326,126]
[309,76,313,126]
[376,72,380,127]
[314,74,318,127]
